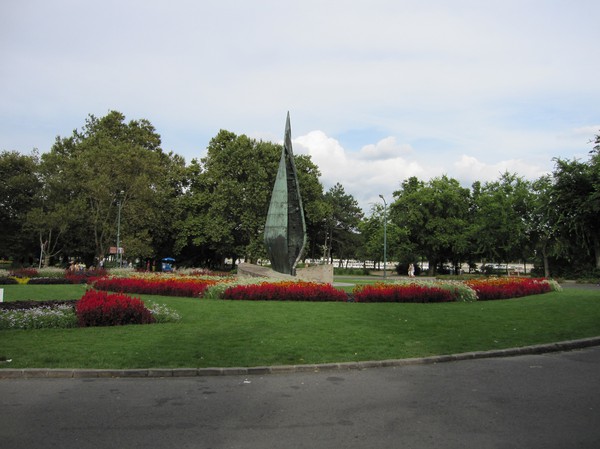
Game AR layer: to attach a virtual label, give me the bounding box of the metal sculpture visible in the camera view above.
[264,112,307,275]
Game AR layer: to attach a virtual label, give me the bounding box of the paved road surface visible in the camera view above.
[1,347,599,449]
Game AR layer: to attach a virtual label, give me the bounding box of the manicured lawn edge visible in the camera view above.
[1,335,599,378]
[1,285,599,371]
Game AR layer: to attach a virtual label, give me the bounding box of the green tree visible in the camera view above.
[322,183,364,264]
[471,172,533,270]
[528,176,559,277]
[0,150,41,261]
[548,137,600,271]
[176,131,279,267]
[390,175,472,274]
[37,111,183,265]
[175,131,326,268]
[358,202,407,270]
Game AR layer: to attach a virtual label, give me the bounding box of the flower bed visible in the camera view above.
[352,277,557,303]
[0,277,18,285]
[353,283,454,303]
[222,281,348,302]
[93,276,218,297]
[65,268,108,284]
[465,277,554,300]
[76,290,155,327]
[27,277,75,285]
[9,268,39,278]
[0,301,78,330]
[0,294,180,329]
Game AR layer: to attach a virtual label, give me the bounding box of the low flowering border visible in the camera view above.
[353,283,454,303]
[221,281,348,302]
[93,276,219,297]
[464,277,559,300]
[0,303,77,330]
[353,277,559,303]
[391,280,478,302]
[85,273,560,303]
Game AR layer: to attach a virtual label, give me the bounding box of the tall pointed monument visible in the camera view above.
[264,112,307,275]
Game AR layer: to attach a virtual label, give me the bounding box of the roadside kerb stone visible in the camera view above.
[147,369,173,377]
[1,336,599,379]
[172,368,199,377]
[46,370,76,378]
[197,368,226,376]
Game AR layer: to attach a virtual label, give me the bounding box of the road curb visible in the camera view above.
[2,336,599,379]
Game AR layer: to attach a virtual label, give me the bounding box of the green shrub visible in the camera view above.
[76,290,155,327]
[334,267,370,276]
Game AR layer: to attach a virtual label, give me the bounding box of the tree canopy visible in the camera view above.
[25,111,185,266]
[1,112,598,278]
[174,130,327,268]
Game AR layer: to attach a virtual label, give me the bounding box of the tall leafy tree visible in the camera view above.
[471,172,533,269]
[549,137,600,270]
[358,202,407,270]
[322,183,364,264]
[390,175,472,274]
[37,111,183,265]
[528,175,560,277]
[175,131,325,268]
[0,150,41,261]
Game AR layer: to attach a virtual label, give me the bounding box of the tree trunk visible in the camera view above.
[542,249,550,278]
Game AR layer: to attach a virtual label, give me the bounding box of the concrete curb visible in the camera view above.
[1,336,599,379]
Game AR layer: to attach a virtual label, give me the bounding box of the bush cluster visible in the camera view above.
[76,290,155,327]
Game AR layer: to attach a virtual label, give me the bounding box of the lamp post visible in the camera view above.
[379,194,387,280]
[116,200,122,268]
[116,192,124,268]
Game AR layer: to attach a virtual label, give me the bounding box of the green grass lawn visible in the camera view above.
[0,283,599,369]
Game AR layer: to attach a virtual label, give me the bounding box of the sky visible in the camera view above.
[2,0,599,212]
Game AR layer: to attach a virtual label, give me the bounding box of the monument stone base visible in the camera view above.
[237,263,333,284]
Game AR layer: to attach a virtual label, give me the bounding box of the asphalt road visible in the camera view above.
[1,347,599,449]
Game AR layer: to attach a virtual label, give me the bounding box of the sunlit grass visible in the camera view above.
[0,283,598,369]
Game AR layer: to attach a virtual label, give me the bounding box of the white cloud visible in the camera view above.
[294,130,560,212]
[453,155,549,184]
[357,137,413,160]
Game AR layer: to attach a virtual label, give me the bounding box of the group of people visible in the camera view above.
[69,261,86,272]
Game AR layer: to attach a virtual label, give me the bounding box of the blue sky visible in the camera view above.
[2,0,598,211]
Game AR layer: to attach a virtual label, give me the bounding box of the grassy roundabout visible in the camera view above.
[0,281,599,369]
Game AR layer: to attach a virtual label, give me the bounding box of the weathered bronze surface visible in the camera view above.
[264,112,307,275]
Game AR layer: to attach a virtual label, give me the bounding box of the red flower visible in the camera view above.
[353,283,453,303]
[76,290,155,327]
[465,278,551,300]
[222,282,348,302]
[93,277,215,297]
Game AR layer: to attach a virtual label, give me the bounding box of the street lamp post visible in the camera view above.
[379,194,387,280]
[116,198,122,268]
